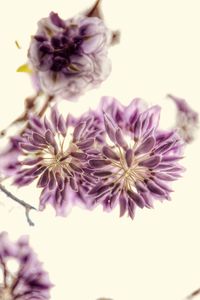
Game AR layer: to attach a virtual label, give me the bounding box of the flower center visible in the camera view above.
[109,146,149,192]
[0,258,19,300]
[36,129,80,173]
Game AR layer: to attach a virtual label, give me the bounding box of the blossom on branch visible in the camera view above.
[1,97,185,220]
[0,232,52,299]
[0,136,22,176]
[13,106,100,216]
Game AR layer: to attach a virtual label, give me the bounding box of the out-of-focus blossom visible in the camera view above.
[0,137,22,177]
[96,298,113,300]
[168,94,199,143]
[12,106,99,216]
[0,232,52,300]
[88,97,184,219]
[28,11,112,100]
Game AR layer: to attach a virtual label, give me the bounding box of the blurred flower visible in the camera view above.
[168,94,199,143]
[88,97,185,219]
[28,11,112,100]
[12,106,99,216]
[96,298,113,300]
[0,137,22,177]
[0,232,52,299]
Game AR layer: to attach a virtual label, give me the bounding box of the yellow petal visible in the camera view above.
[16,64,32,73]
[15,40,21,49]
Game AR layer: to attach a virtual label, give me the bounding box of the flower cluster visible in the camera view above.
[0,232,52,300]
[12,106,103,216]
[87,97,184,218]
[6,97,184,219]
[28,11,112,100]
[168,94,199,143]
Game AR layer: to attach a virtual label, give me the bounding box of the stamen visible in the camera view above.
[59,155,69,162]
[106,143,150,193]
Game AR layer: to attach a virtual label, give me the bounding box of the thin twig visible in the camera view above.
[186,288,200,299]
[0,183,36,226]
[0,92,40,137]
[38,94,54,117]
[86,0,102,18]
[85,0,120,46]
[0,92,54,137]
[18,94,54,137]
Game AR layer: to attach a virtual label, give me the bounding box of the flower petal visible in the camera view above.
[125,149,133,167]
[37,170,49,187]
[89,159,111,168]
[135,136,155,155]
[147,180,166,196]
[139,155,161,168]
[127,190,145,208]
[115,128,128,149]
[102,146,119,161]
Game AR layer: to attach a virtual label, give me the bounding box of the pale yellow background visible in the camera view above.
[0,1,200,299]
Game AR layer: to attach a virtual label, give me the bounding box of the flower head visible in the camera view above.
[13,106,99,215]
[88,97,184,219]
[0,232,52,300]
[28,12,111,100]
[168,94,199,143]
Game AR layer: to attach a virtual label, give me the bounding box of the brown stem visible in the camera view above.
[0,183,36,226]
[38,94,54,117]
[111,30,121,46]
[86,0,121,46]
[0,259,8,288]
[186,288,200,299]
[86,0,102,19]
[0,92,40,137]
[18,94,54,137]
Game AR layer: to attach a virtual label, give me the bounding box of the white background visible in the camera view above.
[0,1,200,299]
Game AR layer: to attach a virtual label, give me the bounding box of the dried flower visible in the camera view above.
[0,232,52,299]
[88,97,184,219]
[168,94,199,143]
[28,11,112,100]
[13,106,98,216]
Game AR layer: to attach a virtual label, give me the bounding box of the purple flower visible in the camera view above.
[0,137,22,177]
[0,97,186,220]
[88,97,184,219]
[13,106,98,216]
[99,96,147,133]
[28,12,112,100]
[0,232,52,299]
[168,94,199,143]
